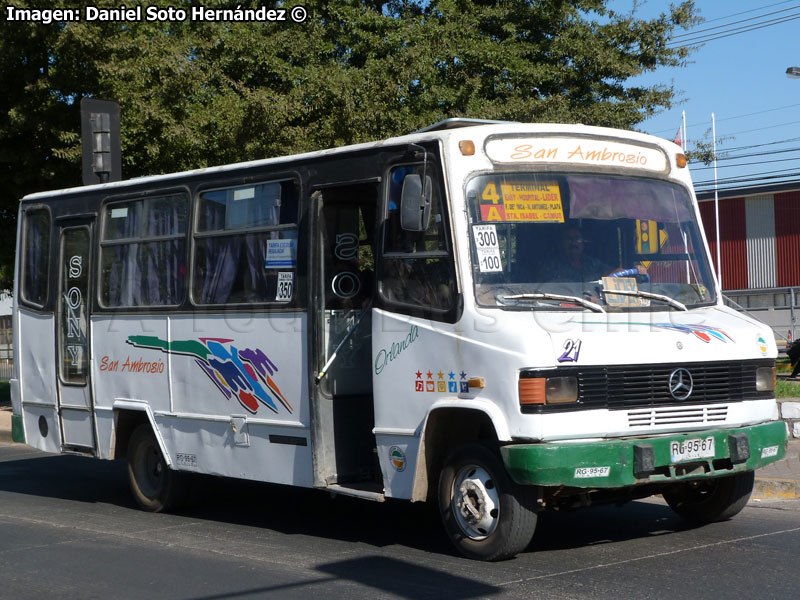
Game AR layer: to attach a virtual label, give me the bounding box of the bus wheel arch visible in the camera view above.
[412,406,506,503]
[112,409,150,460]
[124,421,187,513]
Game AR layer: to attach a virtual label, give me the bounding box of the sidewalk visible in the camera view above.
[0,400,13,444]
[0,399,798,498]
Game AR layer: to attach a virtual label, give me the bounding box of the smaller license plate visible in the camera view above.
[670,437,715,463]
[574,466,610,479]
[761,445,779,459]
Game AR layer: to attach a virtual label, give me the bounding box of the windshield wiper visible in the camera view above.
[499,293,605,313]
[600,288,688,311]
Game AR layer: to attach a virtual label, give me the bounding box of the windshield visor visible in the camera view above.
[466,173,716,311]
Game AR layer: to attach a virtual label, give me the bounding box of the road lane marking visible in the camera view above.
[498,526,800,586]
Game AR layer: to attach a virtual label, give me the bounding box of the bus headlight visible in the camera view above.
[756,366,776,392]
[545,377,578,404]
[519,376,578,405]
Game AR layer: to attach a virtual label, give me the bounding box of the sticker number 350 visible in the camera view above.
[276,272,294,302]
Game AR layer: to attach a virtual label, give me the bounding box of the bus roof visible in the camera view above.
[21,121,680,202]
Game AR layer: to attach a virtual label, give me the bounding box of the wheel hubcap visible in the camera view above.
[139,445,164,497]
[452,464,500,540]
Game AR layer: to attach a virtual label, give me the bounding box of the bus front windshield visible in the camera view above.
[466,172,716,311]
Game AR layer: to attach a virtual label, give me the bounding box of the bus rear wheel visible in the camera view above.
[663,471,754,525]
[127,424,186,512]
[438,443,537,561]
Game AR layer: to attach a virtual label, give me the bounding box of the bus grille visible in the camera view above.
[520,359,773,413]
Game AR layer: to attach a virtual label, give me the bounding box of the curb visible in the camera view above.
[753,477,800,500]
[0,405,18,445]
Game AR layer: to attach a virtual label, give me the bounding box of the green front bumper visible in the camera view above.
[501,420,788,488]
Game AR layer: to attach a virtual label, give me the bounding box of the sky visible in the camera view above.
[608,0,800,195]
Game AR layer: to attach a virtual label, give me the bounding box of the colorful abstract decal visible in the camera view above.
[126,336,292,415]
[580,322,733,344]
[648,323,733,343]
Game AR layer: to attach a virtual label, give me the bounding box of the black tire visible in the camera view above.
[438,443,537,561]
[127,424,186,512]
[663,471,754,525]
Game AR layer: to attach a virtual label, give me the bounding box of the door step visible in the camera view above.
[325,483,385,502]
[61,445,96,457]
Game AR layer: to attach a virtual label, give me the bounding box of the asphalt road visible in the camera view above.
[1,443,799,600]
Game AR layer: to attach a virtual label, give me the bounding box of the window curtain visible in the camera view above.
[195,199,239,304]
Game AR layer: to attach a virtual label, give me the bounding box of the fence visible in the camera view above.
[0,328,10,381]
[723,287,800,348]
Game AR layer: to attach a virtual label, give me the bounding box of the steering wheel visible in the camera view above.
[609,268,650,283]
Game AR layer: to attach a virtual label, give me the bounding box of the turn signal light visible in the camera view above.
[459,140,475,155]
[676,153,687,168]
[467,377,485,389]
[519,378,546,405]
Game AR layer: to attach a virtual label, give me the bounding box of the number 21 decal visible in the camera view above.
[557,339,582,363]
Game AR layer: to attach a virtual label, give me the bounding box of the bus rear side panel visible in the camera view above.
[91,312,314,487]
[16,309,60,453]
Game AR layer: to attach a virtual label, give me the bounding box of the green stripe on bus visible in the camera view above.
[126,336,211,360]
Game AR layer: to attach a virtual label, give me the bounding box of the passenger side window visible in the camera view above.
[99,193,188,307]
[380,164,456,313]
[193,180,300,305]
[21,209,51,308]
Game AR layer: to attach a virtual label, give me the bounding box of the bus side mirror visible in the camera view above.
[400,174,432,232]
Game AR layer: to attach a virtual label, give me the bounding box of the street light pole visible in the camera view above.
[788,67,800,341]
[712,113,722,290]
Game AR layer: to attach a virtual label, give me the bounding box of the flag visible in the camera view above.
[673,126,683,149]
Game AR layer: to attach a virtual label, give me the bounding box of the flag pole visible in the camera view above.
[712,112,722,290]
[682,111,687,151]
[682,110,690,283]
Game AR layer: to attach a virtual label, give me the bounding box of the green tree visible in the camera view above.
[0,0,699,288]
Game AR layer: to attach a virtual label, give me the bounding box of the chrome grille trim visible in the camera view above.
[627,405,728,428]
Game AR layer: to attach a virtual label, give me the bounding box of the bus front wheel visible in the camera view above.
[438,443,537,561]
[127,424,186,512]
[663,471,754,525]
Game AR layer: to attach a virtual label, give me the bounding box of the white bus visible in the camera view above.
[10,119,788,560]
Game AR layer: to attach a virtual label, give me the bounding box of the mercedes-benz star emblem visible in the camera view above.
[668,368,693,400]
